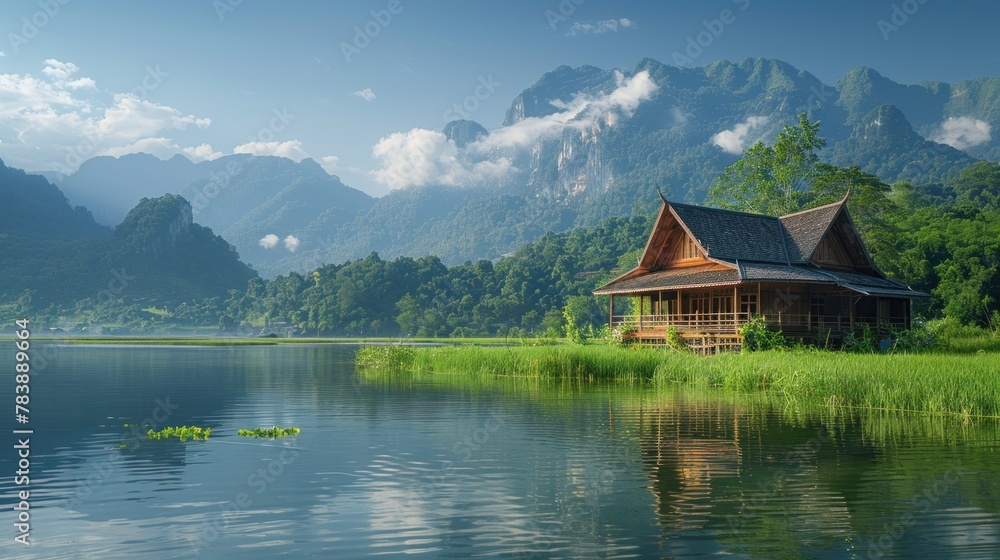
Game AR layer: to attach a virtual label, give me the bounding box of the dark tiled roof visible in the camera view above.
[841,284,930,298]
[815,268,908,290]
[669,203,788,263]
[593,265,740,294]
[738,262,831,282]
[779,202,843,263]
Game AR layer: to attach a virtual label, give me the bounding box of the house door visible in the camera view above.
[712,292,734,320]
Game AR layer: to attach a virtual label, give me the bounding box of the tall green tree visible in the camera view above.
[708,112,826,216]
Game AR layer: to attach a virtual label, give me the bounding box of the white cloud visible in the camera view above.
[0,60,211,172]
[0,51,6,57]
[469,70,657,152]
[283,235,300,252]
[41,59,96,89]
[369,70,656,190]
[568,18,636,35]
[320,155,339,173]
[183,143,223,162]
[258,234,279,249]
[233,139,309,160]
[353,88,376,102]
[711,116,769,155]
[931,116,992,150]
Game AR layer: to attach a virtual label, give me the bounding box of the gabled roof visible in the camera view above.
[669,203,789,264]
[593,195,927,298]
[778,201,845,263]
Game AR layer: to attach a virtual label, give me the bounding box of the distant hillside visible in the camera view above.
[49,154,374,277]
[0,159,255,312]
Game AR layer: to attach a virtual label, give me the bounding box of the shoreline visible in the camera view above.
[356,344,1000,419]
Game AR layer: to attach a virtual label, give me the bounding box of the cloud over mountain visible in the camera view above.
[370,70,657,190]
[931,116,991,150]
[711,116,769,154]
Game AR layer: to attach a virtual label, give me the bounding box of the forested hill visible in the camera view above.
[0,160,256,322]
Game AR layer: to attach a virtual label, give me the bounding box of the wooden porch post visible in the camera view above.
[849,296,856,331]
[609,294,615,328]
[639,295,643,331]
[733,285,738,331]
[757,283,762,319]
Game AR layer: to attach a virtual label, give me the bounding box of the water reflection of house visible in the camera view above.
[635,401,742,530]
[631,399,857,553]
[594,194,928,352]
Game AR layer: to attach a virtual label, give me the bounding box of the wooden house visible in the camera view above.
[593,194,927,351]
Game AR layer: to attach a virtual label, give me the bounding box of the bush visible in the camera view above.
[610,324,637,346]
[842,323,878,352]
[738,316,788,351]
[887,318,939,351]
[665,327,689,352]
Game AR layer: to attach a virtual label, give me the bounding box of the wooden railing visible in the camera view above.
[611,313,907,335]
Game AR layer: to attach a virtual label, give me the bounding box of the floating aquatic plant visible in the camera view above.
[146,425,211,442]
[237,426,301,439]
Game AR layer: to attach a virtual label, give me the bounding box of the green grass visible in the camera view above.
[146,425,211,441]
[237,426,301,438]
[359,344,669,383]
[359,344,1000,418]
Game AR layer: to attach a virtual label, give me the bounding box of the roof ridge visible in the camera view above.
[667,200,780,221]
[778,198,845,220]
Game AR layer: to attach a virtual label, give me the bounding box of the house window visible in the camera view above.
[686,292,710,315]
[739,294,758,318]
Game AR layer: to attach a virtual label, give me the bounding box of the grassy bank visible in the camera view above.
[356,345,1000,418]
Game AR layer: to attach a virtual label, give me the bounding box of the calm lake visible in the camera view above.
[2,344,999,559]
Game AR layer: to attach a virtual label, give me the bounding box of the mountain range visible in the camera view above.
[24,57,1000,280]
[0,158,255,312]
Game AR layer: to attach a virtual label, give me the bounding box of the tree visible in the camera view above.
[708,112,826,216]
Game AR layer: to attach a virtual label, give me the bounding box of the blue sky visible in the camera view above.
[1,0,998,195]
